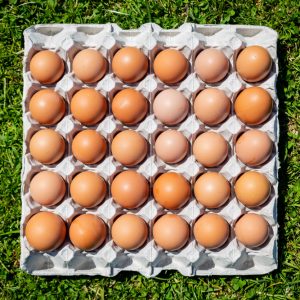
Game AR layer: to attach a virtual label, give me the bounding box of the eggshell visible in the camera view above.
[30,171,66,206]
[111,170,149,209]
[193,213,229,249]
[153,214,189,251]
[29,129,65,164]
[111,214,148,250]
[25,211,66,251]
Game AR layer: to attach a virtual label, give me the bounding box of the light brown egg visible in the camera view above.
[235,130,273,166]
[111,214,148,250]
[111,170,149,209]
[70,89,107,125]
[153,214,189,251]
[69,214,107,251]
[29,129,65,164]
[153,172,191,210]
[235,171,271,207]
[70,171,107,208]
[29,89,65,125]
[155,130,189,164]
[193,132,228,167]
[72,130,107,164]
[234,213,269,248]
[112,47,148,83]
[194,213,229,249]
[153,89,189,125]
[195,48,229,83]
[194,172,230,208]
[25,211,66,251]
[111,130,147,166]
[236,46,272,82]
[153,49,188,84]
[30,171,65,206]
[194,88,230,125]
[234,87,273,125]
[112,89,148,125]
[72,49,107,83]
[29,50,64,84]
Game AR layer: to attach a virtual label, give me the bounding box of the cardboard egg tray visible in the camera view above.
[21,23,279,277]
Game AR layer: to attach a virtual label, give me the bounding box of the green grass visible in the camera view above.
[0,0,299,299]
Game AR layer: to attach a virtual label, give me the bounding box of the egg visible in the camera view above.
[112,89,148,125]
[112,47,148,83]
[29,129,65,164]
[153,172,191,210]
[236,46,272,82]
[70,89,107,125]
[153,49,188,84]
[69,214,107,251]
[234,87,273,125]
[72,49,107,83]
[194,88,230,125]
[235,130,273,166]
[72,130,107,164]
[155,130,189,164]
[25,211,66,251]
[193,213,229,249]
[195,48,229,83]
[235,171,271,207]
[111,170,149,209]
[70,171,107,208]
[193,132,228,167]
[153,214,189,251]
[111,130,147,166]
[30,171,65,206]
[111,214,148,250]
[29,89,65,125]
[194,172,230,208]
[29,50,64,84]
[153,89,189,125]
[234,213,269,248]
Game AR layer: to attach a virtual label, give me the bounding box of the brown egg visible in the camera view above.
[30,171,66,206]
[236,45,272,82]
[235,130,273,166]
[194,88,230,125]
[195,48,229,83]
[112,47,148,83]
[111,130,147,166]
[71,89,107,125]
[153,49,188,84]
[69,214,107,251]
[235,171,271,207]
[153,89,189,125]
[29,50,64,84]
[194,213,229,249]
[111,214,148,250]
[70,171,107,208]
[193,132,228,167]
[153,214,189,251]
[235,87,273,125]
[29,89,65,125]
[112,89,148,125]
[155,130,189,164]
[153,172,191,210]
[25,211,66,251]
[72,130,107,164]
[72,49,107,83]
[29,129,65,164]
[234,213,269,247]
[194,172,230,208]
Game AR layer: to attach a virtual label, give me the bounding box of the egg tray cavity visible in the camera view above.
[21,23,279,277]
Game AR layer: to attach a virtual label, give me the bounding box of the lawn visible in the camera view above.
[0,0,299,299]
